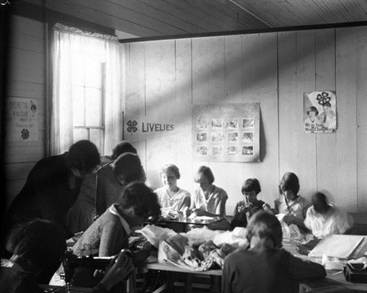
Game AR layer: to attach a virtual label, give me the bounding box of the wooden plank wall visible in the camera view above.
[125,26,367,214]
[5,15,45,205]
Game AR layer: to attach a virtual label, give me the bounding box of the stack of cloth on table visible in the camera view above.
[137,224,248,271]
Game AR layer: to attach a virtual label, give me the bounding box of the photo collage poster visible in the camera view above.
[193,103,260,162]
[303,90,337,133]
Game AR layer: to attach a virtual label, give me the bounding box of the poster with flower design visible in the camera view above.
[7,97,39,141]
[303,91,337,133]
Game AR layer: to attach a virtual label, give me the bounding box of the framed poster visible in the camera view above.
[6,97,39,142]
[193,103,260,162]
[303,91,337,133]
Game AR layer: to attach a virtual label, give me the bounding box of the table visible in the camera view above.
[145,262,367,293]
[157,216,230,233]
[146,262,221,293]
[301,271,367,292]
[40,285,92,293]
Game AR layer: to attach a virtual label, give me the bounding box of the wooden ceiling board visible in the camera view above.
[161,0,244,31]
[46,0,185,34]
[20,0,367,38]
[108,0,203,33]
[232,0,367,27]
[184,0,268,28]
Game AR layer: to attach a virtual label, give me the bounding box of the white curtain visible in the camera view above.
[51,24,122,155]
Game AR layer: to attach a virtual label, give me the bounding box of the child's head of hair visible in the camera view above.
[111,141,137,160]
[279,172,300,195]
[112,153,145,184]
[246,211,282,249]
[11,219,66,283]
[241,178,261,195]
[117,182,161,223]
[312,192,330,214]
[307,106,319,117]
[195,165,215,184]
[67,140,100,175]
[161,164,180,179]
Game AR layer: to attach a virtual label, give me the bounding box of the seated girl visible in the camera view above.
[222,211,326,293]
[304,192,353,239]
[154,164,191,213]
[189,166,228,217]
[274,172,310,231]
[231,178,271,228]
[72,182,161,257]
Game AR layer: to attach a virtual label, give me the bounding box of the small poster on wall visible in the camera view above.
[193,103,260,162]
[6,97,39,142]
[303,90,337,133]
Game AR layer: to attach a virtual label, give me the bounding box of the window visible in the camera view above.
[52,24,122,155]
[72,60,105,152]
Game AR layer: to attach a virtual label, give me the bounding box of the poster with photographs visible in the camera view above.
[193,103,260,162]
[304,91,337,133]
[6,97,39,142]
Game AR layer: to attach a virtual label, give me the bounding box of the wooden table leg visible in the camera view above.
[185,274,192,293]
[127,269,136,293]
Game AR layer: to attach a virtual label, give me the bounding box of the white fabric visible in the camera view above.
[51,24,122,155]
[304,206,353,239]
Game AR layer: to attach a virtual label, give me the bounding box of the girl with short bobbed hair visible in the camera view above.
[222,211,326,293]
[231,178,271,228]
[275,172,309,230]
[154,164,191,212]
[190,165,228,217]
[73,181,161,257]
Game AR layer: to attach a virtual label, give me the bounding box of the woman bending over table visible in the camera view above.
[72,182,161,257]
[189,166,228,217]
[275,172,310,231]
[154,164,191,213]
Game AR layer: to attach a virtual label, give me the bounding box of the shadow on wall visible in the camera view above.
[125,31,338,133]
[259,108,266,162]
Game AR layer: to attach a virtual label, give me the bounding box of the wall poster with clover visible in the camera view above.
[7,97,39,142]
[303,91,337,133]
[193,103,260,163]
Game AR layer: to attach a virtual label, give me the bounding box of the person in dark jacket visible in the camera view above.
[223,211,326,293]
[4,140,100,253]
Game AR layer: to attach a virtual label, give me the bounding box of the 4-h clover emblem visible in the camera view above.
[316,91,331,107]
[21,128,30,140]
[127,120,138,133]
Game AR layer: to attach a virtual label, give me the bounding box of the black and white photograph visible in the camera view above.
[1,1,367,293]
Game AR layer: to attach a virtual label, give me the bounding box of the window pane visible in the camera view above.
[90,128,103,153]
[85,88,102,127]
[85,60,102,88]
[72,57,84,86]
[73,128,88,142]
[72,85,85,126]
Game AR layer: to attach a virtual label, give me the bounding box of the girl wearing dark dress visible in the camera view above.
[231,178,271,228]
